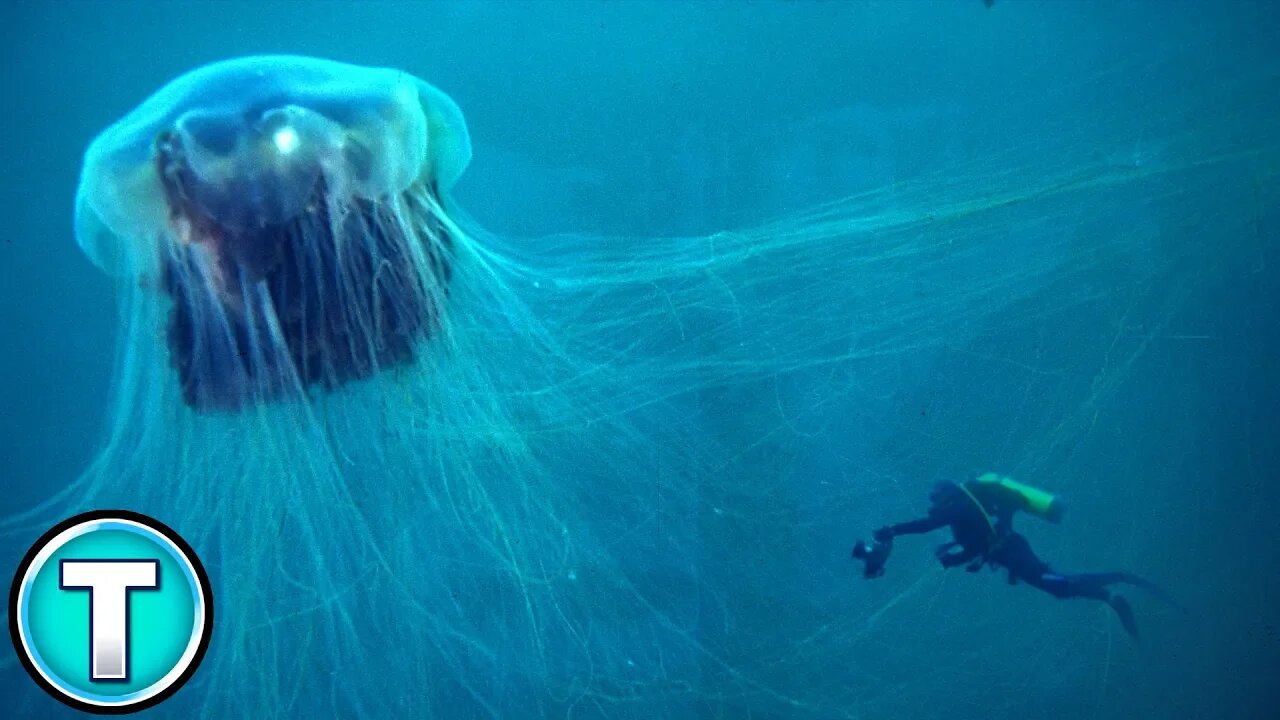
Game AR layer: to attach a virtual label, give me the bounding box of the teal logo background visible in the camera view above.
[9,511,213,714]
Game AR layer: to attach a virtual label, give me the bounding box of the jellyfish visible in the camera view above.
[75,56,468,411]
[4,53,1274,718]
[40,54,749,717]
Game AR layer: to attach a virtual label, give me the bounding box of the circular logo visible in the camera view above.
[8,510,213,714]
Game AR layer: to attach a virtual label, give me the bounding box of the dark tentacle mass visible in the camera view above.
[157,130,451,411]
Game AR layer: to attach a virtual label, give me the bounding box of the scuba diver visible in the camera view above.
[852,473,1178,639]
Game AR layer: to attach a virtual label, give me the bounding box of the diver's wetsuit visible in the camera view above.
[874,480,1148,637]
[875,479,1018,568]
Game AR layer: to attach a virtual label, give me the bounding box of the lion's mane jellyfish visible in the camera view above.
[54,55,714,717]
[4,49,1273,719]
[77,56,468,410]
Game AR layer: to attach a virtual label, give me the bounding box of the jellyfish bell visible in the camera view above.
[75,55,470,409]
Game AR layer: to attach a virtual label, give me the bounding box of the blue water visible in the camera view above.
[1,2,1277,718]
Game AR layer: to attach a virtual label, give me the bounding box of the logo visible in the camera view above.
[8,510,213,714]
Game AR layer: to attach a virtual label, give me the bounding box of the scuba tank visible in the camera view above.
[973,472,1066,523]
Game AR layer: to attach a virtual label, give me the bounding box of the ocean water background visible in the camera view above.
[0,1,1277,718]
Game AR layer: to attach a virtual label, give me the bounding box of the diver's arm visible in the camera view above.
[875,512,949,541]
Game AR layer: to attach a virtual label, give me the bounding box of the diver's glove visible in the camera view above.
[934,542,966,568]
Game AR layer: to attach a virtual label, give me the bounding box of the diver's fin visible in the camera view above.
[1114,573,1186,612]
[1108,594,1139,639]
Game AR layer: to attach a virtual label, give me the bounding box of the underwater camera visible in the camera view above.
[852,538,893,578]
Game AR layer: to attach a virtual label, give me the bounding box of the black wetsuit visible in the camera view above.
[874,481,1152,637]
[875,480,1016,569]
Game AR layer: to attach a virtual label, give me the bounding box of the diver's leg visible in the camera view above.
[1020,571,1140,638]
[1001,544,1109,600]
[1073,572,1184,610]
[994,535,1140,637]
[991,534,1051,586]
[1016,570,1080,598]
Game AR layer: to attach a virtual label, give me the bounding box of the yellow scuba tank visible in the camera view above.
[974,472,1066,523]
